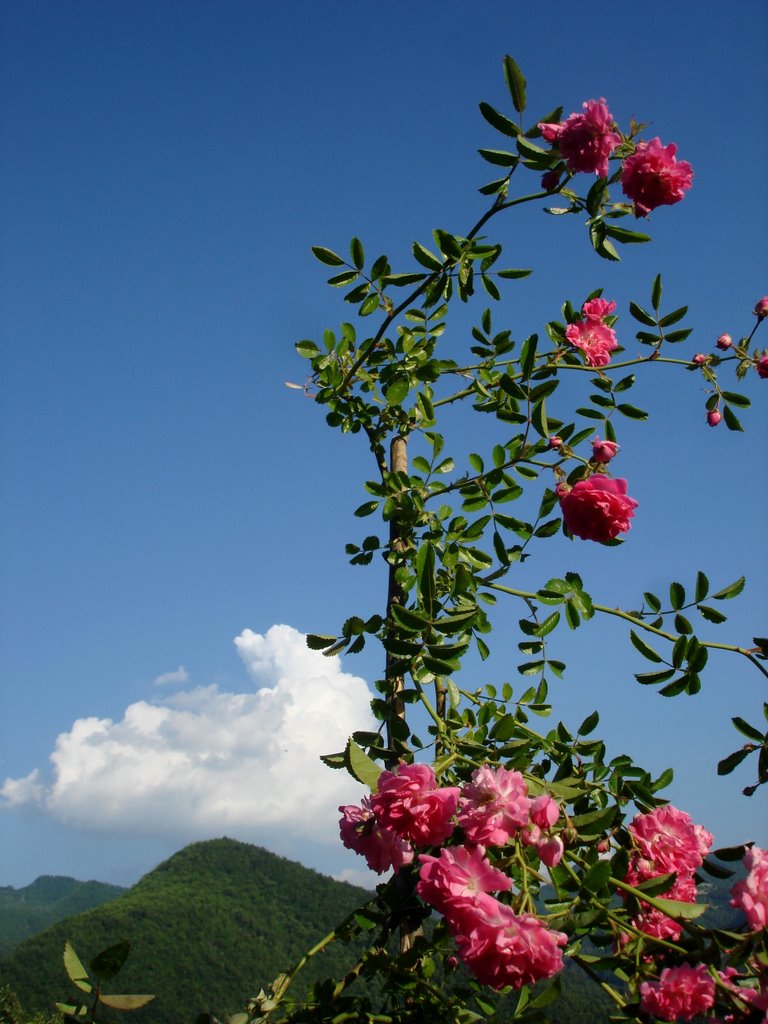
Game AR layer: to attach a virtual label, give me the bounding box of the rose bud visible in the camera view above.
[716,333,732,350]
[591,437,619,464]
[706,409,721,427]
[753,296,768,319]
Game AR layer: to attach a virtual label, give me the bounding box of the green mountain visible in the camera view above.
[0,878,125,959]
[0,839,372,1024]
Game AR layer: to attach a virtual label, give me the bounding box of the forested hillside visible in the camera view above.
[0,878,125,959]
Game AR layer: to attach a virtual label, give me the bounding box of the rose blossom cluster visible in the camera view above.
[538,100,693,217]
[565,297,618,367]
[623,804,713,941]
[339,763,567,989]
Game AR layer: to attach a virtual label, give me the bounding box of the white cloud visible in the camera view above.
[153,666,189,686]
[1,626,376,854]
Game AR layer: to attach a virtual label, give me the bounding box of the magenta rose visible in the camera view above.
[639,963,715,1022]
[756,353,768,379]
[539,99,620,177]
[370,762,460,846]
[591,437,619,464]
[620,137,693,217]
[754,296,768,319]
[557,476,638,543]
[565,297,618,367]
[338,798,414,874]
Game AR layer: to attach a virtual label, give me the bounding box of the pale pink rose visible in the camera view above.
[692,352,707,365]
[716,333,733,350]
[451,897,567,990]
[539,99,621,177]
[754,296,768,319]
[629,805,712,875]
[591,437,620,464]
[565,298,619,367]
[370,762,460,846]
[537,836,564,868]
[530,794,560,829]
[639,963,715,1022]
[549,435,563,449]
[338,798,414,874]
[557,476,638,543]
[707,409,722,426]
[756,353,768,379]
[417,844,512,923]
[621,137,693,217]
[730,844,768,931]
[458,765,531,846]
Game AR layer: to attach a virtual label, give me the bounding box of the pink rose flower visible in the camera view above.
[639,963,715,1022]
[756,353,768,379]
[530,794,560,830]
[620,137,693,217]
[370,762,460,846]
[417,844,511,924]
[629,805,713,876]
[557,476,638,543]
[565,297,619,367]
[692,352,707,365]
[707,409,722,426]
[591,437,620,464]
[754,296,768,319]
[537,836,564,868]
[451,897,567,990]
[338,798,414,874]
[730,844,768,931]
[716,332,733,350]
[627,873,698,942]
[458,765,531,846]
[539,99,621,177]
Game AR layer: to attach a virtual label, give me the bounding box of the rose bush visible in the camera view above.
[241,54,768,1024]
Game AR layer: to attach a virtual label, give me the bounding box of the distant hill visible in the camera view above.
[0,839,372,1024]
[0,877,125,959]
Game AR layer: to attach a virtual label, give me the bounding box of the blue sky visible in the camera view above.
[1,0,766,888]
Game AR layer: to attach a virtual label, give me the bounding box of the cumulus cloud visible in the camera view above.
[0,626,376,853]
[153,666,189,686]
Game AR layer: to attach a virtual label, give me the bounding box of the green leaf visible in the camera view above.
[416,543,436,616]
[616,402,648,420]
[478,101,521,137]
[698,604,727,624]
[353,500,379,517]
[732,716,764,742]
[503,55,526,114]
[721,391,751,409]
[327,269,359,287]
[306,634,338,651]
[629,630,664,663]
[658,305,688,327]
[651,273,663,310]
[653,897,707,920]
[712,576,745,600]
[63,943,92,993]
[311,245,345,267]
[694,571,709,602]
[604,224,651,244]
[350,236,365,270]
[722,404,743,432]
[386,378,410,406]
[295,340,319,358]
[578,710,599,736]
[412,241,444,271]
[582,859,612,893]
[90,941,130,982]
[347,739,381,790]
[496,268,532,279]
[478,148,518,167]
[669,581,685,609]
[98,995,155,1011]
[629,301,657,327]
